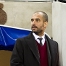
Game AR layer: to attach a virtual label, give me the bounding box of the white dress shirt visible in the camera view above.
[32,33,45,45]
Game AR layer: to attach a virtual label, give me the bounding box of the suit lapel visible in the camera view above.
[45,35,51,66]
[26,33,40,63]
[26,33,52,65]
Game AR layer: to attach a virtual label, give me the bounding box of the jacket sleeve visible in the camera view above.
[10,38,24,66]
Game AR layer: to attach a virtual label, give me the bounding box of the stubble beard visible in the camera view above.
[32,29,43,35]
[31,24,44,35]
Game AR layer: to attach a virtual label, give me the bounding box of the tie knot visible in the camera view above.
[38,38,43,45]
[38,38,43,41]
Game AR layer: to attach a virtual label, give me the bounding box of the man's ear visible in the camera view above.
[44,21,48,28]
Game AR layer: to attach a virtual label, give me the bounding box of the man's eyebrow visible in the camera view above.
[35,18,40,20]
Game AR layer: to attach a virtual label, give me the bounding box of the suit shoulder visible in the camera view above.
[16,35,30,43]
[45,35,58,45]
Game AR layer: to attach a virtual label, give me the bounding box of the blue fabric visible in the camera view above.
[0,25,31,51]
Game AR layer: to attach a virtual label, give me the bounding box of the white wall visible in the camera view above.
[0,1,52,36]
[52,2,66,66]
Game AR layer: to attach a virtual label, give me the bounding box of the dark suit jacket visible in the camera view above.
[10,32,59,66]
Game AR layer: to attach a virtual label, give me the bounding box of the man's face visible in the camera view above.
[31,12,48,35]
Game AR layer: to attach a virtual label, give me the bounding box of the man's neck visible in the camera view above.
[34,32,44,37]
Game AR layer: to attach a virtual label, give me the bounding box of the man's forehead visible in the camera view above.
[32,12,43,18]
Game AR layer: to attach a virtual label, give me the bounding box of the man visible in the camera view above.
[10,11,59,66]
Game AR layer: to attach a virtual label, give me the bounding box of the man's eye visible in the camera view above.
[31,19,34,22]
[36,19,40,22]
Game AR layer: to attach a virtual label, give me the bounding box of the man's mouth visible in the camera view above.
[32,25,37,28]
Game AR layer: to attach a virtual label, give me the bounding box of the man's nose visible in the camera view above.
[32,20,36,24]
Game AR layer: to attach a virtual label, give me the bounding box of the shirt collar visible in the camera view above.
[32,32,45,40]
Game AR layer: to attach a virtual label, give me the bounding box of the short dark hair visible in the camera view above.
[34,11,48,22]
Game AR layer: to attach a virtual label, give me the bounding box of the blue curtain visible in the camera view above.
[0,25,31,51]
